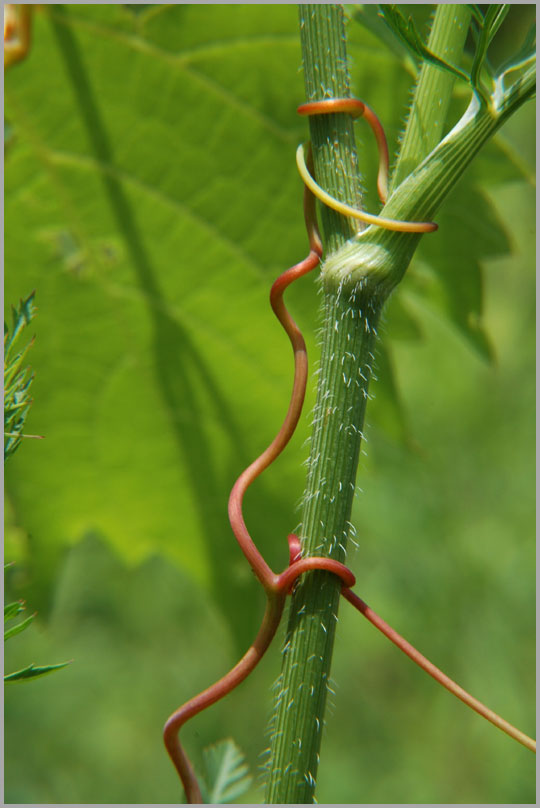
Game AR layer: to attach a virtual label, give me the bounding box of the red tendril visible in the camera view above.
[164,98,535,804]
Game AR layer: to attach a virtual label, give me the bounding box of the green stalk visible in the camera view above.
[266,3,534,803]
[297,3,363,250]
[265,282,382,803]
[266,5,378,802]
[391,4,471,189]
[323,60,536,297]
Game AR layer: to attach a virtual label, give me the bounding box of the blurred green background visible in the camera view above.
[4,5,535,804]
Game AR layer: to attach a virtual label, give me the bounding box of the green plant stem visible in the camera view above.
[298,3,363,248]
[322,59,536,296]
[266,4,379,803]
[391,4,472,190]
[265,4,535,802]
[266,286,381,805]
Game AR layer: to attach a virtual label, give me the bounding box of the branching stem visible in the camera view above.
[164,91,534,804]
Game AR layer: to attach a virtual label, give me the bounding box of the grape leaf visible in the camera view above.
[4,5,307,624]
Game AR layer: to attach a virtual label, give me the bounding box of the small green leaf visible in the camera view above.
[4,291,37,353]
[349,5,414,66]
[4,291,38,462]
[4,660,72,682]
[4,612,35,641]
[199,738,252,804]
[4,595,69,681]
[378,5,469,84]
[470,4,510,97]
[4,600,25,622]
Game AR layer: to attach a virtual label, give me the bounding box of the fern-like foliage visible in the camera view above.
[198,738,252,804]
[4,598,71,682]
[4,291,39,461]
[4,295,68,681]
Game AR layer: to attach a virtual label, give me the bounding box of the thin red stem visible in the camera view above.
[163,594,286,803]
[297,98,437,232]
[277,556,355,594]
[298,98,389,201]
[227,246,321,591]
[343,589,536,753]
[165,143,324,801]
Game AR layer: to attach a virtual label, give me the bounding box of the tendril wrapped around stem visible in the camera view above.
[163,97,534,805]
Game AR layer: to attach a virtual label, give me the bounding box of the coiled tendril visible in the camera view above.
[163,98,535,805]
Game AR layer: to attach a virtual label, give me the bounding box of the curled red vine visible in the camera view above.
[163,98,535,805]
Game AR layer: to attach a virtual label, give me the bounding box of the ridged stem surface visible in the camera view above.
[266,5,380,802]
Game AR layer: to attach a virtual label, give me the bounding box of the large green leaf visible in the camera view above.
[4,5,308,631]
[4,4,532,624]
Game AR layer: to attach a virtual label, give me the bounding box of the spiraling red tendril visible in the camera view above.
[163,98,535,804]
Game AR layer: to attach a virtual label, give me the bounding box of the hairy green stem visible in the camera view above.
[265,3,535,802]
[266,5,376,803]
[297,4,364,249]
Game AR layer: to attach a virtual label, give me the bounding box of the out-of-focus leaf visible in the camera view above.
[369,341,410,445]
[4,612,35,641]
[4,292,38,461]
[467,131,535,187]
[4,4,307,626]
[199,738,252,804]
[410,182,511,362]
[347,5,414,66]
[497,22,536,87]
[4,660,71,682]
[383,295,423,343]
[123,4,155,15]
[4,601,25,622]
